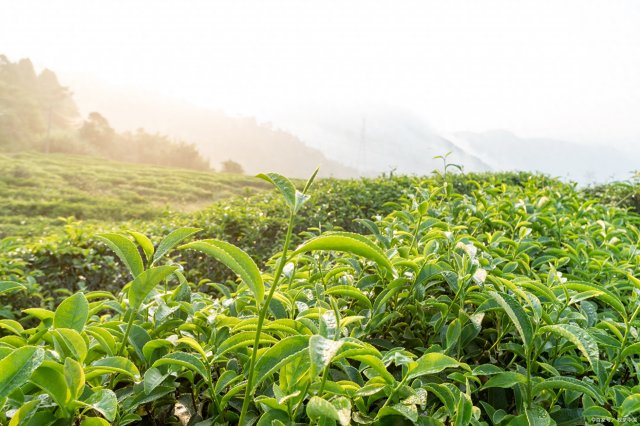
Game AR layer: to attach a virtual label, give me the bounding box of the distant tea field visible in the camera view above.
[0,153,269,236]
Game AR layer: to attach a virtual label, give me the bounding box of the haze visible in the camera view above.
[2,0,639,180]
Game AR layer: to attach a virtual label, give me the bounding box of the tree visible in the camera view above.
[221,159,244,174]
[79,112,115,150]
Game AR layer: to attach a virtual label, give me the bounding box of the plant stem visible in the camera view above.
[605,304,640,388]
[526,346,533,408]
[117,310,136,356]
[238,212,296,425]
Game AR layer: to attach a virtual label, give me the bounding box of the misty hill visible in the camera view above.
[0,55,209,170]
[252,106,492,175]
[0,55,78,149]
[450,130,637,183]
[66,75,358,178]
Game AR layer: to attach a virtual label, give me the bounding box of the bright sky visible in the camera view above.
[2,0,639,148]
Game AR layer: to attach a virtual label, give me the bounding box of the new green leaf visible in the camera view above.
[54,292,89,331]
[180,239,264,305]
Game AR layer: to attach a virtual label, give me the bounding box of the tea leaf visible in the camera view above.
[538,324,600,376]
[128,265,179,309]
[488,291,534,349]
[54,292,89,331]
[97,233,144,278]
[406,352,465,381]
[152,227,201,264]
[180,239,264,305]
[294,232,394,273]
[0,346,45,398]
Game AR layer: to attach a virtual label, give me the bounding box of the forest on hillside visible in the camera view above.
[0,55,210,170]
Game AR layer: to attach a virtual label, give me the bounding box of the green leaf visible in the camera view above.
[306,396,350,426]
[331,397,352,426]
[488,291,534,349]
[128,265,179,309]
[253,335,310,390]
[532,376,604,404]
[350,354,395,384]
[152,227,201,264]
[560,282,625,317]
[85,356,141,380]
[454,393,473,426]
[52,328,88,362]
[294,232,394,273]
[30,361,70,409]
[129,231,155,263]
[257,410,290,426]
[216,331,277,356]
[0,346,45,398]
[525,406,552,426]
[257,172,298,212]
[22,307,55,321]
[621,342,640,358]
[424,383,456,415]
[303,167,320,194]
[176,336,208,361]
[6,399,40,426]
[153,352,209,379]
[538,324,600,376]
[80,418,111,426]
[97,233,144,278]
[83,389,118,422]
[180,239,264,305]
[309,335,344,377]
[472,364,505,376]
[0,319,23,336]
[0,281,25,296]
[405,352,465,381]
[53,292,89,331]
[143,367,168,395]
[378,404,418,423]
[481,372,527,389]
[64,358,85,400]
[620,394,640,417]
[142,339,173,363]
[325,285,372,308]
[86,326,117,356]
[214,370,240,395]
[445,318,462,351]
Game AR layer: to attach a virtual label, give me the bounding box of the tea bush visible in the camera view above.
[2,170,640,425]
[1,175,412,312]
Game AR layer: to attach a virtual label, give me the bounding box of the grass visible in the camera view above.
[0,152,269,236]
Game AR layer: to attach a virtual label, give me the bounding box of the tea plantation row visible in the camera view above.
[2,171,640,425]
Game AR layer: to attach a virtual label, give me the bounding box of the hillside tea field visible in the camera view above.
[0,153,270,237]
[2,169,640,425]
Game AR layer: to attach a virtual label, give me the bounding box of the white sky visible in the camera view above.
[1,0,639,148]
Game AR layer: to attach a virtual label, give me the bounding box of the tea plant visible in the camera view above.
[2,170,640,425]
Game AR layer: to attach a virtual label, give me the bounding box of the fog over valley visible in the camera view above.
[67,74,637,183]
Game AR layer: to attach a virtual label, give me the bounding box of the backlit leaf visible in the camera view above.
[0,346,45,398]
[180,239,264,305]
[294,232,394,273]
[97,233,144,278]
[54,292,89,331]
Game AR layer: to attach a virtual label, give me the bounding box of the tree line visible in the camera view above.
[0,54,222,172]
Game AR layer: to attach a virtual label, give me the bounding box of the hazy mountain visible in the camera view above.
[60,73,637,183]
[220,105,493,176]
[65,74,358,178]
[450,130,637,183]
